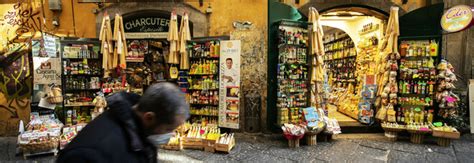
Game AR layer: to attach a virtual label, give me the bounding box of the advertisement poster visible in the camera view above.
[33,57,61,85]
[32,34,58,58]
[219,40,241,129]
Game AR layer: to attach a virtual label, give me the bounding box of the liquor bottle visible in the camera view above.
[430,40,438,57]
[396,108,401,122]
[399,108,404,123]
[215,42,220,57]
[427,110,433,124]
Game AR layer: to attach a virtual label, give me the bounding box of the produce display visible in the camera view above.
[184,40,222,124]
[18,114,63,155]
[59,124,85,149]
[276,23,310,125]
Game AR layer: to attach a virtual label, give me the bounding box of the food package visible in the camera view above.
[18,113,63,153]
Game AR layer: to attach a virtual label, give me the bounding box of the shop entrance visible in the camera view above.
[105,10,194,95]
[319,6,388,127]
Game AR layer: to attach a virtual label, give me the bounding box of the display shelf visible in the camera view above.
[190,114,219,117]
[402,56,438,60]
[324,46,355,53]
[189,73,218,76]
[64,89,101,92]
[64,74,102,77]
[276,21,310,125]
[64,104,95,107]
[325,55,357,61]
[278,44,307,49]
[185,38,224,124]
[188,89,219,91]
[63,57,100,60]
[190,103,219,107]
[323,35,350,44]
[359,26,380,35]
[398,78,436,81]
[398,94,433,97]
[189,57,220,60]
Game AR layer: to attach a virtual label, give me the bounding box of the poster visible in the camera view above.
[33,57,61,85]
[218,40,241,129]
[32,34,58,58]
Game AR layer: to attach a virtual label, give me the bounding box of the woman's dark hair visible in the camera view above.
[137,82,190,124]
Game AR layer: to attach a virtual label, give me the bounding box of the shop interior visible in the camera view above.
[318,7,388,126]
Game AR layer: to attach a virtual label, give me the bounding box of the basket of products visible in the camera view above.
[282,124,305,148]
[202,127,220,153]
[431,123,460,147]
[18,113,63,158]
[381,122,406,141]
[46,85,63,104]
[161,133,183,151]
[215,133,235,153]
[406,123,431,144]
[59,125,85,149]
[304,121,326,146]
[182,124,205,150]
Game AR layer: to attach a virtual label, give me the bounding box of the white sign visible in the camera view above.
[32,34,58,58]
[125,32,168,39]
[219,40,241,129]
[33,57,61,85]
[43,34,57,57]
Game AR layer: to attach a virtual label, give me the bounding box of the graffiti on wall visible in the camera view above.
[1,0,41,46]
[0,50,32,136]
[0,0,38,135]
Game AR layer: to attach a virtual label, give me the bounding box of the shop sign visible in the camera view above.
[33,57,61,85]
[219,40,241,129]
[441,5,474,33]
[120,10,181,39]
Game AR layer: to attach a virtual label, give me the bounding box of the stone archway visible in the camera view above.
[95,2,208,38]
[298,0,407,17]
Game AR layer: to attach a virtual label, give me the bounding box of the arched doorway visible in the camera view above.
[314,5,390,126]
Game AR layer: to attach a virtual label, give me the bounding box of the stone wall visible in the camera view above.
[231,29,268,132]
[442,0,474,94]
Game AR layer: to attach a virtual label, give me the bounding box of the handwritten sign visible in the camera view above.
[441,5,474,32]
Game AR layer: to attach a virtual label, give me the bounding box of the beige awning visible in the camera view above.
[167,12,179,64]
[179,12,191,70]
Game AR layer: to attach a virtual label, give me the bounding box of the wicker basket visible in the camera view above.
[19,138,59,154]
[46,86,63,104]
[47,96,63,104]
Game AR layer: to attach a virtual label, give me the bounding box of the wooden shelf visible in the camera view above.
[359,26,380,35]
[63,57,100,60]
[64,74,102,77]
[278,44,307,49]
[190,114,219,117]
[65,89,101,92]
[323,35,350,45]
[64,104,95,107]
[188,89,219,91]
[189,57,220,60]
[190,103,219,107]
[189,73,218,76]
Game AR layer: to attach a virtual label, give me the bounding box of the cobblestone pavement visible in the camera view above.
[2,133,474,163]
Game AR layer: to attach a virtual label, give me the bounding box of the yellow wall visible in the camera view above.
[186,0,268,37]
[282,0,429,13]
[1,0,267,39]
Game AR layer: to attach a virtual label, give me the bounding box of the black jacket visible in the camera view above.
[57,92,157,163]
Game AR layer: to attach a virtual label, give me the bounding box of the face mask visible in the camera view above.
[147,132,174,146]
